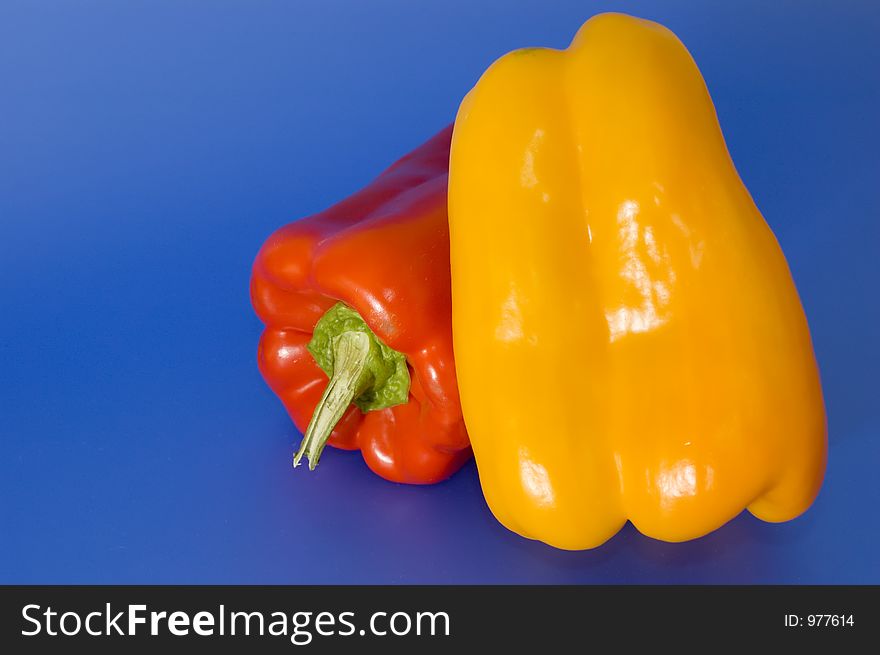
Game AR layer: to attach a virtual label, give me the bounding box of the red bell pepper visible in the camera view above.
[250,126,471,484]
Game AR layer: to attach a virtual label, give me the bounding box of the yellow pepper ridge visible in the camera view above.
[448,13,827,550]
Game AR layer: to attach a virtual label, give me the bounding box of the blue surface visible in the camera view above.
[1,0,878,584]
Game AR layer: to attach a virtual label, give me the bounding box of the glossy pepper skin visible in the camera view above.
[448,14,826,549]
[251,126,471,484]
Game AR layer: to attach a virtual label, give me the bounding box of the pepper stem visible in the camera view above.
[295,302,410,471]
[294,331,374,470]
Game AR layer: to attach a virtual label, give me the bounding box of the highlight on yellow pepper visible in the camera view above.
[448,13,827,550]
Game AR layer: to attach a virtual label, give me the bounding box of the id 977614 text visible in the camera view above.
[785,615,854,628]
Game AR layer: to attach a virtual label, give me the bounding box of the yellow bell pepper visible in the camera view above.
[448,13,827,550]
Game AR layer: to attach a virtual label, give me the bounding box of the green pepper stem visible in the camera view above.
[294,331,373,470]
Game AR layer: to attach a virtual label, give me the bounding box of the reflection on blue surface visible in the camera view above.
[1,0,878,583]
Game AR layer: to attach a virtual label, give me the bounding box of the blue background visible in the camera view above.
[2,0,878,584]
